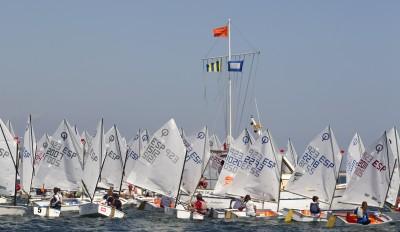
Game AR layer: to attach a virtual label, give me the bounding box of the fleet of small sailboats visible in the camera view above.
[0,20,398,229]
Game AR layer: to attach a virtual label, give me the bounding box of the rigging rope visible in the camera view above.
[237,53,256,133]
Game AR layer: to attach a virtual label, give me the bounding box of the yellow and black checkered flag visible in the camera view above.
[206,59,222,72]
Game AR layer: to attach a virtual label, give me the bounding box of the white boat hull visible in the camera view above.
[34,198,89,212]
[33,206,61,217]
[281,208,328,222]
[164,205,192,219]
[163,204,206,220]
[336,212,393,226]
[136,199,164,212]
[0,205,27,216]
[79,203,124,218]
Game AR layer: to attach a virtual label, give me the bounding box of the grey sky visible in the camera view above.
[1,1,399,153]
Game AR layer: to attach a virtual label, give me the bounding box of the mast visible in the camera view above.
[91,118,105,202]
[384,130,397,207]
[227,18,232,146]
[265,129,282,212]
[14,138,18,206]
[174,150,188,207]
[28,114,36,203]
[328,126,342,210]
[115,125,126,195]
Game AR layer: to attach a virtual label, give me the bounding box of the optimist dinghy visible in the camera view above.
[335,212,392,226]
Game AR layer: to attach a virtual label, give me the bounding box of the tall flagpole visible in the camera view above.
[227,18,232,146]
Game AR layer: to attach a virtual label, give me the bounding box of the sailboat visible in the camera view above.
[98,125,126,191]
[282,126,342,222]
[0,118,27,216]
[32,119,83,217]
[223,129,282,219]
[164,126,211,220]
[79,119,125,218]
[127,119,186,212]
[337,131,396,225]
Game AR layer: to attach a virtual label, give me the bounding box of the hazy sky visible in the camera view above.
[1,1,399,152]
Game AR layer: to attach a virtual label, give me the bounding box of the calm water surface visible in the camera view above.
[1,207,399,231]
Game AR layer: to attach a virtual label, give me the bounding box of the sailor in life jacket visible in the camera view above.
[192,193,207,215]
[160,195,173,208]
[354,201,371,225]
[112,193,122,211]
[309,196,321,216]
[103,187,114,206]
[50,187,63,210]
[244,195,256,217]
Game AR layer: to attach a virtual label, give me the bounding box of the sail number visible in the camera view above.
[298,145,334,175]
[43,140,78,167]
[143,138,165,164]
[242,149,276,177]
[354,152,386,177]
[143,137,180,164]
[127,148,139,160]
[224,147,244,173]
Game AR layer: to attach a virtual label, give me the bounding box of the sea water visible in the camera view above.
[1,207,399,231]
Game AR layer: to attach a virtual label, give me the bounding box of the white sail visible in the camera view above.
[126,118,186,198]
[286,126,341,203]
[0,118,18,196]
[82,120,105,200]
[213,129,253,195]
[6,120,16,138]
[385,127,400,206]
[33,134,50,173]
[124,129,149,186]
[341,132,395,207]
[181,127,210,195]
[210,134,222,151]
[346,133,365,183]
[21,117,37,194]
[33,120,83,191]
[285,139,298,168]
[100,126,125,189]
[81,130,93,169]
[227,129,281,202]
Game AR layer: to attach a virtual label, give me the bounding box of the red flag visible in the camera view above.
[213,25,228,37]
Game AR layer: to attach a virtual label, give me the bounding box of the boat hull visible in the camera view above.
[136,199,164,212]
[79,203,124,218]
[33,206,61,217]
[0,205,27,216]
[281,208,328,222]
[336,213,392,226]
[34,198,88,212]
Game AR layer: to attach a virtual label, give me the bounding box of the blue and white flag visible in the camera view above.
[228,60,244,72]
